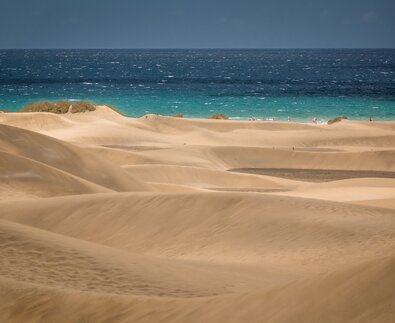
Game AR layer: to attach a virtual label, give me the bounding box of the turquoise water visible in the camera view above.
[0,49,394,121]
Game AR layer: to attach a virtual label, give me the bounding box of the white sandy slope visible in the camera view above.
[0,106,394,323]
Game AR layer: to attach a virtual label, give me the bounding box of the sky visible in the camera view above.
[0,0,394,49]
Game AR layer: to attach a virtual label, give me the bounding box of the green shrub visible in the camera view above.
[327,116,348,125]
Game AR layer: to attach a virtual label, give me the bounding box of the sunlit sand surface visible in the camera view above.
[0,106,394,322]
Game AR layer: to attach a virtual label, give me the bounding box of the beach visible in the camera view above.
[0,105,394,322]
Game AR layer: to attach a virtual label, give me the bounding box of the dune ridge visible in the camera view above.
[0,106,394,322]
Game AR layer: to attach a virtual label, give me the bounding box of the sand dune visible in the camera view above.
[0,123,150,192]
[206,146,395,171]
[0,219,272,297]
[1,192,394,274]
[3,106,395,150]
[102,145,395,171]
[0,151,111,199]
[352,198,395,210]
[122,164,294,189]
[268,178,395,204]
[0,247,393,323]
[0,106,394,322]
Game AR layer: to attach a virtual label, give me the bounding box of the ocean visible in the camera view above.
[0,49,394,121]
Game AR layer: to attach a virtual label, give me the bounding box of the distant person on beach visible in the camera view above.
[369,116,372,122]
[312,117,317,124]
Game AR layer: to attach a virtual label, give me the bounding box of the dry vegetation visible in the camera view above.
[20,100,96,114]
[172,113,184,118]
[70,101,96,113]
[327,116,348,125]
[20,101,69,114]
[208,113,229,120]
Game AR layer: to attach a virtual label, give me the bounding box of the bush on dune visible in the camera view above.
[69,101,96,113]
[20,100,96,114]
[20,101,69,114]
[327,116,348,125]
[208,113,229,120]
[172,113,184,118]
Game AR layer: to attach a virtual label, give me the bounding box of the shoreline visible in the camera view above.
[2,106,394,124]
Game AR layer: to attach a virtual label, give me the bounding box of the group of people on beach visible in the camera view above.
[246,116,374,123]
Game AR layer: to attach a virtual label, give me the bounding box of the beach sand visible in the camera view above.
[0,106,394,322]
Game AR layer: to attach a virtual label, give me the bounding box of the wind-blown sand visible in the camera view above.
[0,106,394,322]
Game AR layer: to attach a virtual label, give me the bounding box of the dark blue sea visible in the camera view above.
[0,49,394,120]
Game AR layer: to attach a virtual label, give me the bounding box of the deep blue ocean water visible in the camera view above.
[0,49,394,121]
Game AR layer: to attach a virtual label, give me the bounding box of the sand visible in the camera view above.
[0,106,394,322]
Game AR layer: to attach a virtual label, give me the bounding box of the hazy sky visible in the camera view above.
[0,0,394,49]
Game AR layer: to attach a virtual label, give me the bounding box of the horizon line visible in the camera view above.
[1,47,395,50]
